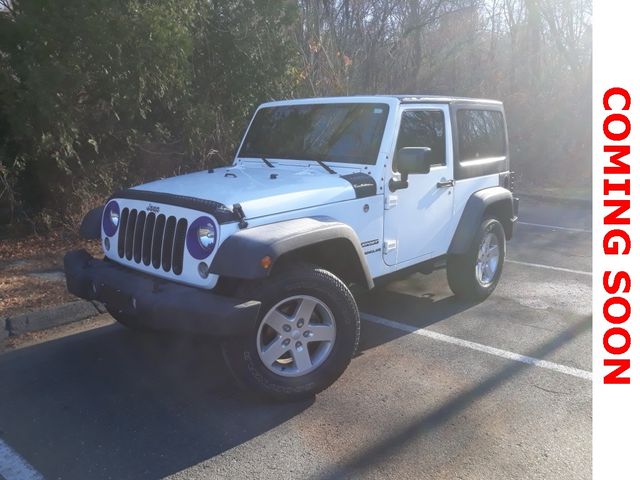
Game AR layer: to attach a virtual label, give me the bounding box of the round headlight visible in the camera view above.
[187,216,217,260]
[197,223,216,249]
[102,201,120,237]
[110,209,119,227]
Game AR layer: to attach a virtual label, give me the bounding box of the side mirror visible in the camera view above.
[390,147,432,191]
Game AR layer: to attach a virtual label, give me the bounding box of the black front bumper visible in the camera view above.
[64,250,260,336]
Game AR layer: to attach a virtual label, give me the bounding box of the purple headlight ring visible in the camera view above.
[186,216,217,260]
[102,201,120,237]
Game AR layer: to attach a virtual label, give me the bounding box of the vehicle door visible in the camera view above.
[383,104,455,266]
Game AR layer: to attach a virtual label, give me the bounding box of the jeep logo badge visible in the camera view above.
[146,204,160,213]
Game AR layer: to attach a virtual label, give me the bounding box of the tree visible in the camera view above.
[0,0,298,227]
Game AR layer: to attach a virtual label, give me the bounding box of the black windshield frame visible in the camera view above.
[238,103,390,166]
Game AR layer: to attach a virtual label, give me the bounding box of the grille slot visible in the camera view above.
[117,208,130,257]
[141,212,155,266]
[124,209,137,260]
[133,211,146,263]
[172,218,188,275]
[151,215,166,269]
[115,209,187,276]
[161,216,177,272]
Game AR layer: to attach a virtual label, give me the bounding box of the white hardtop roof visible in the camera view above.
[260,95,502,108]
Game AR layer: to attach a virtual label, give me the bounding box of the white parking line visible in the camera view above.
[361,313,592,381]
[518,221,591,233]
[505,259,592,276]
[0,439,44,480]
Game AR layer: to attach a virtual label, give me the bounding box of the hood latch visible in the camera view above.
[233,203,248,229]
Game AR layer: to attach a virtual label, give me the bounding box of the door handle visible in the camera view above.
[437,179,455,188]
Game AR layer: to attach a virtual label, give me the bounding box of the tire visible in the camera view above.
[222,264,360,401]
[447,217,506,302]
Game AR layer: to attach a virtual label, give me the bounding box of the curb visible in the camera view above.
[3,300,105,339]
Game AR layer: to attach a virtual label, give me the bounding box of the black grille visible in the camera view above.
[117,208,187,275]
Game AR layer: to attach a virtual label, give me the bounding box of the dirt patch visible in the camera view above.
[0,231,102,317]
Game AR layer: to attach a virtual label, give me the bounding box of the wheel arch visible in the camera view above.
[448,186,516,255]
[79,206,103,239]
[210,216,374,290]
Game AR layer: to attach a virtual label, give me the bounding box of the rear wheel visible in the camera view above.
[222,264,360,401]
[447,217,505,301]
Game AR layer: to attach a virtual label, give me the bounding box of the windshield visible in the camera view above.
[239,103,389,165]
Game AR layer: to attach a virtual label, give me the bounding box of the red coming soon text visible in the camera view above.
[602,87,632,384]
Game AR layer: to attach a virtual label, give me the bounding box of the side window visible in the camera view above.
[394,110,446,169]
[456,109,506,161]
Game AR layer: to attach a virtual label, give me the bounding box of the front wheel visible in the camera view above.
[222,265,360,401]
[447,217,506,301]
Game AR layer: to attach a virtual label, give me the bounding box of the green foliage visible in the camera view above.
[0,0,297,225]
[0,0,592,230]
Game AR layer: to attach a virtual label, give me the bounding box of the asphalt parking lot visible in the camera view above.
[0,196,592,480]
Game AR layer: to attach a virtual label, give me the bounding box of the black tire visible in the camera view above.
[222,264,360,402]
[447,217,506,302]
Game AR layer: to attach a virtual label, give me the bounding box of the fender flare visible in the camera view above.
[79,206,103,240]
[448,186,517,255]
[210,216,374,289]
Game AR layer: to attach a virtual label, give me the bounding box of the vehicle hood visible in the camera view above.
[132,163,369,220]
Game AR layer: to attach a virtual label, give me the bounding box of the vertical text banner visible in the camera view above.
[593,1,639,478]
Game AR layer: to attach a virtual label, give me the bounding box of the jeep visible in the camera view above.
[65,95,518,400]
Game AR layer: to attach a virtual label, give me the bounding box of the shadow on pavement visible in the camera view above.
[357,296,479,354]
[0,271,583,479]
[312,314,592,480]
[0,326,312,479]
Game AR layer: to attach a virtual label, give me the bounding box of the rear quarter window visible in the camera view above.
[456,109,506,161]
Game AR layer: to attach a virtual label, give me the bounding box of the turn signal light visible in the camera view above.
[260,256,272,270]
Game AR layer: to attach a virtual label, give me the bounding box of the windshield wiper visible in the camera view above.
[261,157,275,168]
[315,159,337,174]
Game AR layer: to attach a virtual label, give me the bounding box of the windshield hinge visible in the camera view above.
[385,195,398,210]
[383,239,397,254]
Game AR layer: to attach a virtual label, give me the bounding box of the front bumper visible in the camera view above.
[64,250,260,336]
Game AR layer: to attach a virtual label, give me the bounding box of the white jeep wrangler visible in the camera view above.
[65,95,518,400]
